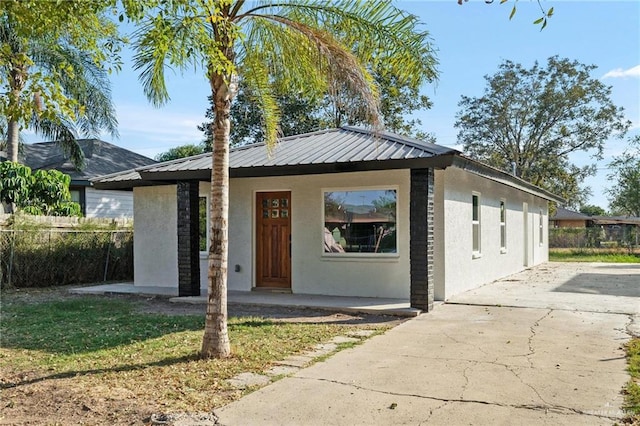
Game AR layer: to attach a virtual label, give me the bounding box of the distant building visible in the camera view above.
[4,139,156,218]
[550,207,592,228]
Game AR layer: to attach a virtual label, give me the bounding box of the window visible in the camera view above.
[323,189,397,254]
[500,199,507,253]
[199,197,208,251]
[472,193,481,256]
[539,209,544,246]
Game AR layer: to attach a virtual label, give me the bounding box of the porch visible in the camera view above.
[70,283,421,317]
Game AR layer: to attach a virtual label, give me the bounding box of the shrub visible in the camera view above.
[0,226,133,289]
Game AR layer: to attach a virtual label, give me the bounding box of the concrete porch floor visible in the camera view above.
[69,283,421,317]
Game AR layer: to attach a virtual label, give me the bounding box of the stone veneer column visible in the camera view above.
[177,181,201,297]
[409,168,434,311]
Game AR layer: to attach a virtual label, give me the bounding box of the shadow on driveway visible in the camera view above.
[553,272,640,297]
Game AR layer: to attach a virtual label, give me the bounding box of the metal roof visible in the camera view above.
[94,127,457,186]
[92,126,563,203]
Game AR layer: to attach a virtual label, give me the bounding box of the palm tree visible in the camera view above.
[133,0,437,358]
[0,17,118,168]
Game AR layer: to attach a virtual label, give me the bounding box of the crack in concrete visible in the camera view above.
[624,314,639,338]
[460,362,474,400]
[441,331,491,357]
[525,309,553,367]
[418,400,450,425]
[503,364,549,407]
[293,376,621,421]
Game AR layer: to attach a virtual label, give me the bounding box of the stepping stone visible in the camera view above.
[307,342,337,357]
[265,365,300,377]
[274,355,314,368]
[227,372,271,389]
[330,336,359,344]
[347,330,376,337]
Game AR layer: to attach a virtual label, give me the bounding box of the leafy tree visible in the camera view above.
[607,136,640,217]
[455,56,630,207]
[579,204,606,217]
[1,2,123,168]
[199,89,327,147]
[133,0,437,358]
[155,143,208,162]
[0,162,81,216]
[200,58,437,146]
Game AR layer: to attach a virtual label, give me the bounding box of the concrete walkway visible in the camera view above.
[215,263,639,425]
[70,284,420,317]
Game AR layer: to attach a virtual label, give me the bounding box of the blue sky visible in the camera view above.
[26,0,640,210]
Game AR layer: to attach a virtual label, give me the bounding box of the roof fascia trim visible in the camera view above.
[450,156,565,203]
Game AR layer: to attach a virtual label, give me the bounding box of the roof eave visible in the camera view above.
[92,154,458,189]
[451,156,565,204]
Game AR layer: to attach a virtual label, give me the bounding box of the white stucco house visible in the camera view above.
[93,127,562,311]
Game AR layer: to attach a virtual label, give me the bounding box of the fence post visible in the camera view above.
[8,230,15,288]
[103,231,114,282]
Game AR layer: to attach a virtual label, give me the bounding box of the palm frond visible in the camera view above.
[29,41,119,139]
[240,0,437,87]
[133,4,234,107]
[240,54,281,151]
[242,13,381,130]
[30,116,84,170]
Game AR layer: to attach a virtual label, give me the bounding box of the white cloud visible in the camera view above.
[107,103,207,157]
[602,65,640,79]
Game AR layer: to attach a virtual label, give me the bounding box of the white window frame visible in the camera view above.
[539,208,544,246]
[500,199,507,253]
[472,192,481,258]
[322,186,399,258]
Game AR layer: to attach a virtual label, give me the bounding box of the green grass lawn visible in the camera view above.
[624,338,640,423]
[549,248,640,263]
[0,293,390,422]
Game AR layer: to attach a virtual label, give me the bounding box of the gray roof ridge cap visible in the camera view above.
[340,125,459,155]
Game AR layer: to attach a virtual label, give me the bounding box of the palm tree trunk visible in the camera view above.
[201,71,236,359]
[6,118,20,163]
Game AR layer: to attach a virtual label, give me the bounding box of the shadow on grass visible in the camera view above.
[0,353,202,390]
[0,296,273,355]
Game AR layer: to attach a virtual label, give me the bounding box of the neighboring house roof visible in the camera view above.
[18,139,156,186]
[550,208,640,225]
[592,215,640,226]
[93,126,564,203]
[550,207,591,221]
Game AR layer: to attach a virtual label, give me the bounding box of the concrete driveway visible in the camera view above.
[448,262,640,316]
[215,263,639,425]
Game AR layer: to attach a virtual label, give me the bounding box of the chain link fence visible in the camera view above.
[0,229,133,289]
[550,225,640,250]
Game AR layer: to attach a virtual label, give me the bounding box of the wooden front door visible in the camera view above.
[256,192,291,288]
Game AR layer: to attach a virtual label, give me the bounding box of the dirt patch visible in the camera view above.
[137,295,406,326]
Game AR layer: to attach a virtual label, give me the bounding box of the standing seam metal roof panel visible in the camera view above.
[95,127,459,179]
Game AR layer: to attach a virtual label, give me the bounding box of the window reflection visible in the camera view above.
[324,189,397,254]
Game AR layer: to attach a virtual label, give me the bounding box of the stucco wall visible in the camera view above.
[133,167,550,300]
[85,188,135,218]
[222,170,412,299]
[435,167,548,299]
[133,185,178,287]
